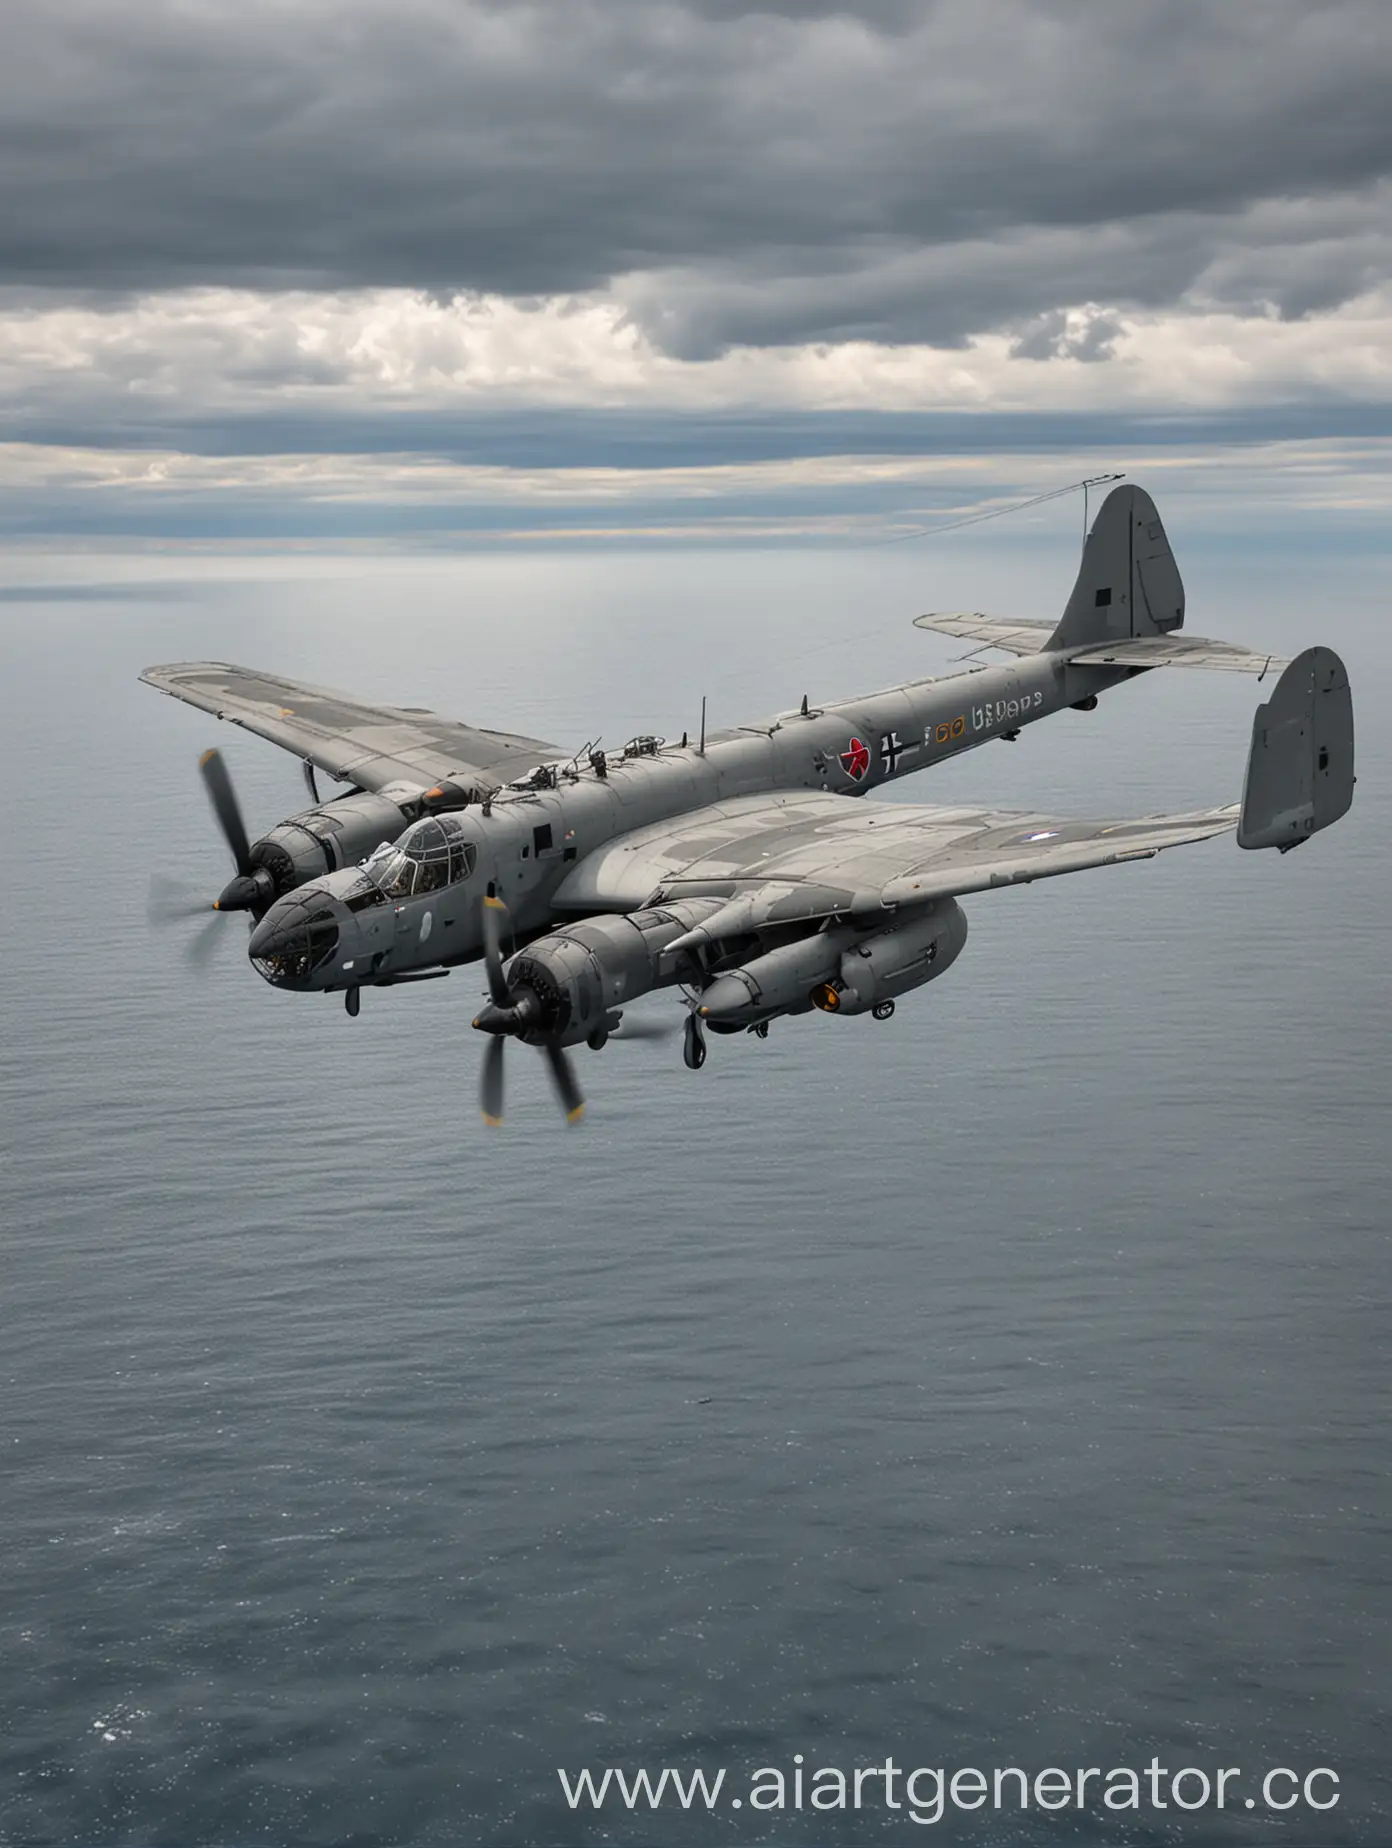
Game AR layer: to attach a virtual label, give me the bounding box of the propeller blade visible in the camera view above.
[184,913,225,968]
[302,757,321,805]
[199,749,253,877]
[147,873,215,924]
[480,895,512,1008]
[544,1042,586,1124]
[480,1035,506,1127]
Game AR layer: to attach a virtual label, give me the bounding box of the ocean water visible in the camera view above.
[0,531,1388,1845]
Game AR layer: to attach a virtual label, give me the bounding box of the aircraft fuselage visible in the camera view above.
[246,649,1126,995]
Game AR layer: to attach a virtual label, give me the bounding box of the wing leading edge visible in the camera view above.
[140,661,564,795]
[557,788,1238,919]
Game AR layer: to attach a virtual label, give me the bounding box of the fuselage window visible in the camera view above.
[366,823,474,898]
[343,874,388,913]
[383,855,417,899]
[363,846,417,898]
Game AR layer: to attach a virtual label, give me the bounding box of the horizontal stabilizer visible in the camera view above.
[1069,634,1290,675]
[913,612,1056,655]
[1238,647,1354,850]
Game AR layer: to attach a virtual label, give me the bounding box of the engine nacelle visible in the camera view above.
[818,899,967,1016]
[502,898,727,1046]
[696,927,854,1026]
[696,900,968,1027]
[250,791,412,898]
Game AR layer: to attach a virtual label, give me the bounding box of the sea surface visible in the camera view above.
[1,530,1388,1845]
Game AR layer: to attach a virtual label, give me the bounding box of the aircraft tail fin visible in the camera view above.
[1238,647,1354,850]
[1047,483,1185,652]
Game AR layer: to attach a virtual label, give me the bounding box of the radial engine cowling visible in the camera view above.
[500,898,727,1046]
[818,899,967,1016]
[249,791,412,899]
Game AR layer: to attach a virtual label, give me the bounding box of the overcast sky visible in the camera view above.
[2,0,1390,541]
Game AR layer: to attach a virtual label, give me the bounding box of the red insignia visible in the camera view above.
[840,736,870,780]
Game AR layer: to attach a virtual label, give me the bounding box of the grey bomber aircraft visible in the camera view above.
[143,484,1354,1123]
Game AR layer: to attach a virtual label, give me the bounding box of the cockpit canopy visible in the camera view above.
[356,814,478,902]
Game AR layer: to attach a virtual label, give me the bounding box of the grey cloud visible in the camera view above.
[614,214,1226,355]
[613,185,1392,356]
[1009,308,1124,364]
[1,0,1390,351]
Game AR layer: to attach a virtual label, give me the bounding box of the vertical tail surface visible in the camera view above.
[1238,647,1354,850]
[1048,484,1185,651]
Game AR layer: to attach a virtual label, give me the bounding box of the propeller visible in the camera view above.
[471,900,693,1124]
[147,872,216,924]
[198,748,278,913]
[147,748,275,966]
[200,748,252,883]
[472,896,586,1127]
[480,894,513,1009]
[480,1035,506,1127]
[146,874,235,966]
[544,1041,585,1120]
[184,912,226,969]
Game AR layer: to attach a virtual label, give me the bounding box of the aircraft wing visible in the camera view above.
[556,644,1347,921]
[556,788,1238,919]
[913,611,1056,654]
[140,661,564,795]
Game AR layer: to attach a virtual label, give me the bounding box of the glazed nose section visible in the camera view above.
[248,892,345,988]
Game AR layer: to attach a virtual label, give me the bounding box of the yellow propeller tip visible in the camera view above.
[482,1113,503,1128]
[566,1104,586,1124]
[484,895,507,910]
[198,748,217,766]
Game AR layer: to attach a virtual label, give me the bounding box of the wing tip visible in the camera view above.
[139,660,241,686]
